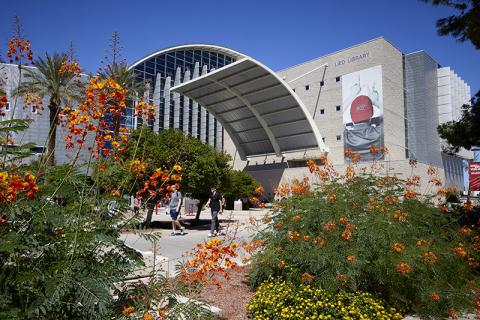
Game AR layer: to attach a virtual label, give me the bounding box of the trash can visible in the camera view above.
[234,200,243,211]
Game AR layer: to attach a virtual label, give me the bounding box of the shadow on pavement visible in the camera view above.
[145,218,236,230]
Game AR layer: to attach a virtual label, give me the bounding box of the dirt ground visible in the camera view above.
[199,267,254,320]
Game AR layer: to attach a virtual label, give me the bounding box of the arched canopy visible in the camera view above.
[129,44,328,160]
[171,56,328,160]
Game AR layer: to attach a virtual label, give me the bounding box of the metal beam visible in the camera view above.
[183,63,260,95]
[207,78,282,157]
[194,72,271,101]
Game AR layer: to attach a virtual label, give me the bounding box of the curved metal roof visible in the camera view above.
[130,44,328,160]
[129,44,245,69]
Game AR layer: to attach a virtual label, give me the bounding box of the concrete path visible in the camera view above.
[120,209,268,277]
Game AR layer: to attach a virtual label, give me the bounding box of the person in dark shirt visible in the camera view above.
[205,186,223,237]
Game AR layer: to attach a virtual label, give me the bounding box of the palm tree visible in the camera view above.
[17,52,84,168]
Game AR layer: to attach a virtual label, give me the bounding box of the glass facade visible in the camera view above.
[130,48,237,150]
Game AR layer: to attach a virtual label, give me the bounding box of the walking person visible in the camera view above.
[205,186,223,237]
[169,184,185,236]
[133,197,141,215]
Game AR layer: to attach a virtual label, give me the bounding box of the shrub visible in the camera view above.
[250,160,480,318]
[247,277,403,319]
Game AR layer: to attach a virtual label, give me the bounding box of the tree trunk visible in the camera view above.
[195,198,207,221]
[143,202,155,228]
[46,104,59,168]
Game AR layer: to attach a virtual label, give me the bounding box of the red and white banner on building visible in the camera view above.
[469,162,480,191]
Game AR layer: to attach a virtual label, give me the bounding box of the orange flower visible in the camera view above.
[422,252,437,265]
[327,194,337,203]
[404,189,418,200]
[344,149,353,159]
[459,226,472,236]
[277,260,286,269]
[346,255,356,264]
[427,165,438,176]
[391,243,405,254]
[339,216,349,225]
[303,235,310,241]
[396,262,413,275]
[351,153,361,163]
[369,145,379,155]
[122,306,135,316]
[383,195,398,205]
[301,272,314,283]
[143,312,154,320]
[341,229,352,240]
[313,237,326,248]
[255,186,264,195]
[431,292,440,302]
[288,230,300,241]
[416,239,431,250]
[335,274,349,286]
[262,215,272,223]
[323,222,336,232]
[292,215,301,222]
[448,308,457,319]
[464,200,474,212]
[274,221,284,229]
[452,244,467,257]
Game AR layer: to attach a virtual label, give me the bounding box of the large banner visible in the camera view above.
[342,65,384,161]
[470,162,480,191]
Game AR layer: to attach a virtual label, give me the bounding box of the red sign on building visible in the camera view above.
[470,162,480,191]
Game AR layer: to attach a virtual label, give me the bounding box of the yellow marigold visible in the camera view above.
[431,292,440,302]
[277,260,286,269]
[173,164,182,171]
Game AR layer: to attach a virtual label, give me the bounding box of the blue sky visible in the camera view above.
[1,0,479,92]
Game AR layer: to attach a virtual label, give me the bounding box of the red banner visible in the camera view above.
[470,162,480,191]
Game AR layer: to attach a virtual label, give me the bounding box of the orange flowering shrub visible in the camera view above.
[251,156,480,318]
[179,238,239,289]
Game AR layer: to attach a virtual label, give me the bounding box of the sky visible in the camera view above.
[1,0,478,92]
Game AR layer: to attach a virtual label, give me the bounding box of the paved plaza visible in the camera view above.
[120,208,268,278]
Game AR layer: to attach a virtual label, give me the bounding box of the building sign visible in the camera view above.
[335,51,370,67]
[342,65,384,162]
[469,162,480,191]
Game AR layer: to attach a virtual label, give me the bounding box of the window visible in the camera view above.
[320,109,325,114]
[320,80,325,87]
[5,102,10,111]
[336,105,341,111]
[322,137,325,142]
[305,85,309,91]
[31,105,36,113]
[336,135,341,141]
[336,76,341,82]
[293,88,295,92]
